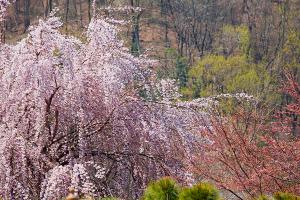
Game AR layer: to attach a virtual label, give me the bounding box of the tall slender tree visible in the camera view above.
[23,0,30,32]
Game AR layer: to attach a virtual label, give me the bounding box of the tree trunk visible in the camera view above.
[49,0,53,13]
[88,0,91,22]
[291,114,298,137]
[130,0,141,56]
[64,0,70,31]
[79,0,83,27]
[24,0,31,32]
[0,20,5,43]
[43,0,49,17]
[73,0,78,19]
[14,0,20,27]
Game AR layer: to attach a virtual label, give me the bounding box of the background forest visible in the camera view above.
[0,0,300,200]
[2,0,300,105]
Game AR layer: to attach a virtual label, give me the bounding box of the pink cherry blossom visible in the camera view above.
[0,10,204,199]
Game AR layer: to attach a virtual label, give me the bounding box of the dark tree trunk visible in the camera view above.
[88,0,91,22]
[24,0,31,32]
[14,0,20,27]
[49,0,53,13]
[44,0,53,17]
[0,21,5,43]
[291,114,298,137]
[44,0,50,17]
[130,0,142,56]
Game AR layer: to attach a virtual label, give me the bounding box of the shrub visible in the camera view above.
[274,192,300,200]
[256,193,300,200]
[178,182,220,200]
[142,177,180,200]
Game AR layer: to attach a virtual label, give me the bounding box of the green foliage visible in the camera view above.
[281,30,300,81]
[184,54,274,100]
[221,24,250,55]
[165,48,178,59]
[178,183,220,200]
[131,39,140,56]
[142,177,180,200]
[157,48,179,80]
[283,31,300,67]
[256,196,271,200]
[142,179,300,200]
[255,192,300,200]
[157,48,189,90]
[274,192,300,200]
[176,57,188,88]
[181,23,282,105]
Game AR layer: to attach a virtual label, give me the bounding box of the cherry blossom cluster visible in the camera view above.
[0,3,261,199]
[0,10,205,199]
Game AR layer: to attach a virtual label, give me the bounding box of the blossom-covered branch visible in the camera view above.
[0,12,204,199]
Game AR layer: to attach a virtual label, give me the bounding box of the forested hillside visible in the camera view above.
[2,0,300,98]
[0,0,300,200]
